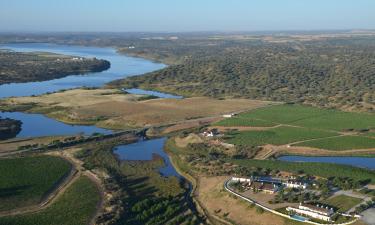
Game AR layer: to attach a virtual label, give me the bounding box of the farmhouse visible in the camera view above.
[251,181,280,194]
[232,177,251,184]
[287,203,334,222]
[202,128,220,137]
[283,181,307,189]
[222,113,236,118]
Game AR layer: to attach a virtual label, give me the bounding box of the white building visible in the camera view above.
[231,177,252,184]
[223,113,236,118]
[287,203,334,222]
[283,181,307,189]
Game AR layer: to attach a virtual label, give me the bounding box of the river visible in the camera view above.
[113,137,180,177]
[1,43,374,175]
[0,43,176,138]
[0,43,184,179]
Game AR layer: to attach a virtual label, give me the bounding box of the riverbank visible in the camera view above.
[0,50,110,85]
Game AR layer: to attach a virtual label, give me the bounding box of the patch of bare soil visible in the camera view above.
[196,176,289,225]
[162,117,221,134]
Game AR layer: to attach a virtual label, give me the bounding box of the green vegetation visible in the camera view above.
[221,104,375,131]
[297,135,375,150]
[323,195,363,213]
[0,50,110,84]
[217,104,375,150]
[0,156,71,212]
[0,176,100,225]
[226,126,336,146]
[228,105,330,125]
[111,36,375,111]
[77,139,202,225]
[229,159,375,184]
[214,117,276,127]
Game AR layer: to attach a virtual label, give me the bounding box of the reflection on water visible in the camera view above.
[113,137,181,177]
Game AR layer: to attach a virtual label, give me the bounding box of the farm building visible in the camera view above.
[251,181,280,194]
[282,181,308,189]
[287,203,334,222]
[222,113,236,118]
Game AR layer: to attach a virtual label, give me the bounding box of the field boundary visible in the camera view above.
[0,159,78,217]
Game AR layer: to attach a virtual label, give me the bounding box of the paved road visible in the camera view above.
[361,208,375,225]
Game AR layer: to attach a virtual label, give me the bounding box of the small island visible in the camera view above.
[0,50,110,84]
[0,117,22,140]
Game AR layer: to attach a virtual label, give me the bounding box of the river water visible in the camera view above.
[1,43,374,174]
[113,137,180,177]
[0,43,184,178]
[0,43,168,137]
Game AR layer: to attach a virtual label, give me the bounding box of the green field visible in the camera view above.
[225,104,329,125]
[214,117,276,127]
[229,159,375,184]
[218,104,375,131]
[297,135,375,150]
[0,176,100,225]
[219,104,375,150]
[323,195,363,213]
[0,156,72,212]
[226,126,337,146]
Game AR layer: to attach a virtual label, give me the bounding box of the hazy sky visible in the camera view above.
[1,0,375,32]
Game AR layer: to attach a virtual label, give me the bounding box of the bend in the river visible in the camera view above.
[0,43,170,138]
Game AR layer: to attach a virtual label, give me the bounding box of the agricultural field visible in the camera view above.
[214,117,276,127]
[219,104,375,131]
[0,156,72,212]
[297,135,375,150]
[229,159,375,184]
[0,88,272,129]
[226,126,337,147]
[219,104,375,151]
[0,176,100,225]
[323,195,363,213]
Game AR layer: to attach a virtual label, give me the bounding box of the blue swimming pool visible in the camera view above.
[291,214,309,221]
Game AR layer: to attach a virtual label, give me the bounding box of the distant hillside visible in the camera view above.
[111,37,375,112]
[0,51,110,84]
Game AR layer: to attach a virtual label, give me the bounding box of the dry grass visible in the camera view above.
[196,176,291,225]
[175,134,203,148]
[3,88,272,129]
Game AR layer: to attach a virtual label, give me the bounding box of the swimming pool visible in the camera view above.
[291,214,309,222]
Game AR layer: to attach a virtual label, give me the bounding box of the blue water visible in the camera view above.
[0,111,112,138]
[113,137,180,177]
[279,156,375,170]
[290,215,309,221]
[0,43,166,98]
[125,88,182,99]
[0,43,167,138]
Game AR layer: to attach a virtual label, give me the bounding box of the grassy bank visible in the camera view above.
[0,156,72,212]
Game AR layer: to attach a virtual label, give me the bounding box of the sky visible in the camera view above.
[0,0,375,32]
